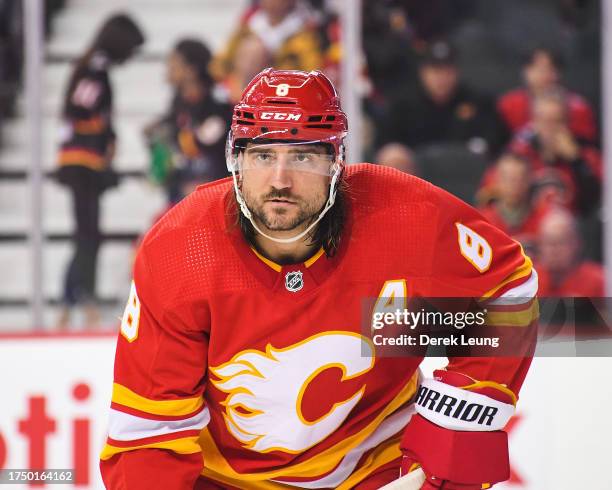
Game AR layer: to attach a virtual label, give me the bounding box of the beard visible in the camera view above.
[242,187,326,232]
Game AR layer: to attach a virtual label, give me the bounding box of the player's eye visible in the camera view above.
[254,152,274,164]
[290,153,321,169]
[293,153,312,163]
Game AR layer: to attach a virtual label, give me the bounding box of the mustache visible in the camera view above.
[263,189,298,200]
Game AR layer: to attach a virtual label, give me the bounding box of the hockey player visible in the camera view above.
[100,69,537,489]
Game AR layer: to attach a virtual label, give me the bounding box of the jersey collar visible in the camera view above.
[225,202,350,294]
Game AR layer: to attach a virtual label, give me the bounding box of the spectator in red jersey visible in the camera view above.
[479,90,600,213]
[497,46,597,143]
[479,153,552,255]
[536,209,604,297]
[507,89,601,214]
[375,142,420,175]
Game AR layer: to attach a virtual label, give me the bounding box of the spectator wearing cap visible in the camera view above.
[211,0,323,82]
[508,88,601,214]
[536,209,604,297]
[377,41,504,156]
[479,153,552,255]
[497,46,597,143]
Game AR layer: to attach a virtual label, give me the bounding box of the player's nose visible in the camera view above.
[268,157,292,189]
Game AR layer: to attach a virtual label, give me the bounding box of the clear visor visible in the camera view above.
[227,132,345,177]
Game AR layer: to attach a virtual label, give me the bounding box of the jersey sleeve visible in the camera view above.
[429,188,537,398]
[100,244,209,489]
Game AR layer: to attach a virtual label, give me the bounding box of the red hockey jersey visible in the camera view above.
[100,164,537,489]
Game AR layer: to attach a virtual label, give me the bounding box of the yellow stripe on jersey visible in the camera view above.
[250,246,325,271]
[250,247,282,272]
[200,470,287,490]
[99,435,202,461]
[459,381,518,406]
[199,373,418,482]
[200,437,403,490]
[304,247,325,268]
[482,249,533,299]
[485,299,539,328]
[112,383,204,417]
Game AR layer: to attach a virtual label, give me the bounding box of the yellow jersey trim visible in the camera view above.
[250,246,325,272]
[460,381,518,406]
[250,247,283,272]
[485,300,539,328]
[482,249,533,299]
[303,247,325,268]
[200,437,402,490]
[99,435,202,461]
[112,383,204,417]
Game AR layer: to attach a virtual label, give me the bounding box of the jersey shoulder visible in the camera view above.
[341,163,455,279]
[142,177,232,245]
[344,163,468,223]
[137,178,256,301]
[344,163,439,209]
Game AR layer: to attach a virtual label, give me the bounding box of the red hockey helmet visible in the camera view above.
[226,68,348,172]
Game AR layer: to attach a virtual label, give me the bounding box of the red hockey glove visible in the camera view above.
[400,370,517,489]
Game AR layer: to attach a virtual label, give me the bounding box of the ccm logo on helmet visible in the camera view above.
[260,112,302,121]
[416,385,499,427]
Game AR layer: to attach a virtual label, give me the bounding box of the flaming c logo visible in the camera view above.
[210,332,375,453]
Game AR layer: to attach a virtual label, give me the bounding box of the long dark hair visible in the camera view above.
[236,179,348,258]
[174,38,213,87]
[64,13,144,111]
[85,13,144,64]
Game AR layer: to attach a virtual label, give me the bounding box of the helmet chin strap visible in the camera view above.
[230,165,341,245]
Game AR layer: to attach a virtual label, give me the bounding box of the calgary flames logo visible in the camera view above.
[210,332,375,453]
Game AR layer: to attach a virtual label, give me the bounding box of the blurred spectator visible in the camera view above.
[220,34,273,104]
[56,13,145,329]
[377,41,503,156]
[211,0,323,81]
[536,209,604,297]
[375,142,419,175]
[146,39,232,204]
[394,0,475,47]
[497,46,597,143]
[479,153,552,255]
[509,88,601,214]
[362,2,418,101]
[144,38,200,136]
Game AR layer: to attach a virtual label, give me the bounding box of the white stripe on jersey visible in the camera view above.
[108,405,210,442]
[485,270,538,306]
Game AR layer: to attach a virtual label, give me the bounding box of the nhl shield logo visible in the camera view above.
[285,271,304,292]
